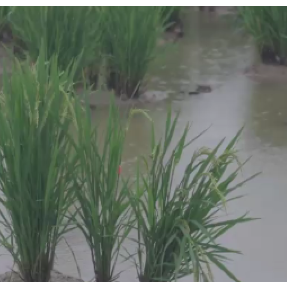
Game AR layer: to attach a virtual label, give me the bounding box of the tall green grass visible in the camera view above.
[239,7,287,65]
[70,95,131,281]
[9,6,102,77]
[129,110,259,281]
[101,7,165,98]
[0,49,77,281]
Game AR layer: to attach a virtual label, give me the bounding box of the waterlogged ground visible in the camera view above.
[1,10,287,281]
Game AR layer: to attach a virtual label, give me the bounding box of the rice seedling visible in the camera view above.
[70,95,132,281]
[9,6,102,78]
[129,109,259,282]
[0,48,77,281]
[239,7,287,65]
[101,7,165,98]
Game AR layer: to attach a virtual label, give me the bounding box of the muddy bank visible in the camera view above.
[0,270,83,282]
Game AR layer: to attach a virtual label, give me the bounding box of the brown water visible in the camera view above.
[1,11,287,282]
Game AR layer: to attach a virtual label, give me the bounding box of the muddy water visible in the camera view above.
[1,11,287,282]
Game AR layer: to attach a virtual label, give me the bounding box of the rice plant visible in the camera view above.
[101,7,165,98]
[0,48,77,281]
[70,95,132,281]
[129,109,259,282]
[9,6,102,78]
[161,7,182,26]
[239,7,287,65]
[0,6,11,39]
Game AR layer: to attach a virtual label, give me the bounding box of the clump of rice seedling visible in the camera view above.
[9,6,102,78]
[101,7,165,98]
[239,7,287,65]
[70,95,132,281]
[0,48,77,281]
[129,109,259,282]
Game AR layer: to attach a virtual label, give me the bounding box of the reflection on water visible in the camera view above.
[1,10,287,282]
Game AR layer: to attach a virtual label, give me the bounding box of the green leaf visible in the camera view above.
[208,253,240,282]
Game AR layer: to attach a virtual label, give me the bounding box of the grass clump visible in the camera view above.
[70,96,131,281]
[9,6,102,77]
[239,7,287,65]
[129,109,258,282]
[0,48,77,281]
[101,7,165,98]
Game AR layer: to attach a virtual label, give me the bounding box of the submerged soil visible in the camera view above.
[199,6,237,15]
[244,63,287,82]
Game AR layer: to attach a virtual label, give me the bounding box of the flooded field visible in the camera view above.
[1,10,287,282]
